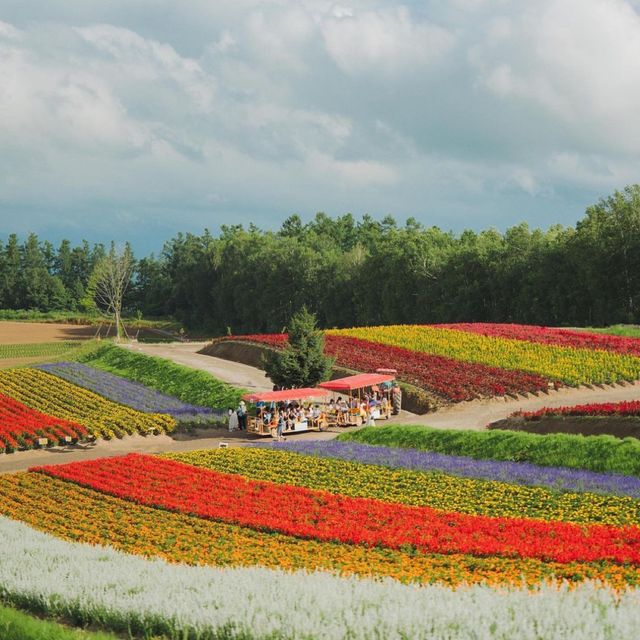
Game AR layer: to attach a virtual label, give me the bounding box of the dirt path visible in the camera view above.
[123,342,273,392]
[409,381,640,429]
[0,427,343,475]
[125,342,640,430]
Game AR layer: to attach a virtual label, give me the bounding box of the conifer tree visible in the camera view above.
[264,307,333,388]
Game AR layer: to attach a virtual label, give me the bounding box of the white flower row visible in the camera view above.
[0,515,638,639]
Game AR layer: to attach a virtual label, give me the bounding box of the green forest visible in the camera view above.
[2,185,640,334]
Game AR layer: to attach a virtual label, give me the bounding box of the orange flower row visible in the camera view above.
[1,472,639,590]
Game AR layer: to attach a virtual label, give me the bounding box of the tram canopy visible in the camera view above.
[242,388,330,403]
[318,373,395,392]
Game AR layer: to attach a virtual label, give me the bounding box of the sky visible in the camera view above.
[1,0,640,254]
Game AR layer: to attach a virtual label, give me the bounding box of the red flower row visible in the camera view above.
[436,323,640,357]
[0,393,87,452]
[34,453,640,565]
[223,333,551,402]
[515,400,640,420]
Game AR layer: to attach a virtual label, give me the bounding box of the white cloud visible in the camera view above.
[321,6,455,75]
[0,0,639,250]
[471,0,640,154]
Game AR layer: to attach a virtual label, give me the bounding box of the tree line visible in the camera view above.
[2,185,640,333]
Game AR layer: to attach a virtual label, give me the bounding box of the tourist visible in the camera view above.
[391,384,402,415]
[227,407,239,432]
[366,406,376,427]
[276,412,286,441]
[237,400,247,430]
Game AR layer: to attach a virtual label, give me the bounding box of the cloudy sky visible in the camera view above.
[1,0,640,253]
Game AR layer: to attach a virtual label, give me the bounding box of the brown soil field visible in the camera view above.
[0,321,166,344]
[0,321,96,344]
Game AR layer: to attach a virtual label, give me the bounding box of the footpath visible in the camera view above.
[5,342,640,473]
[132,342,640,430]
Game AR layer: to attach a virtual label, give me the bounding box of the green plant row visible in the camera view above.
[338,425,640,477]
[0,602,117,640]
[0,342,85,360]
[79,343,245,410]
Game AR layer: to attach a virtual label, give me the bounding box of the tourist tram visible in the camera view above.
[243,388,330,437]
[243,372,397,437]
[318,372,395,427]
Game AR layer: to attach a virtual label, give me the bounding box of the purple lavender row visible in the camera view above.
[255,439,640,498]
[36,362,220,423]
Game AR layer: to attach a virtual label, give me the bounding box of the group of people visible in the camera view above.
[228,399,325,440]
[258,401,325,440]
[328,391,389,426]
[228,384,401,438]
[227,400,247,432]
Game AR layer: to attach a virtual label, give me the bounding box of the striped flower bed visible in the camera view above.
[222,322,640,402]
[0,393,86,453]
[514,400,640,420]
[36,362,219,422]
[0,437,639,637]
[329,325,640,386]
[0,368,175,439]
[33,454,640,564]
[437,323,640,357]
[252,440,640,498]
[219,333,553,402]
[170,448,640,526]
[3,516,640,640]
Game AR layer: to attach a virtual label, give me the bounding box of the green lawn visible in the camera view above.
[0,342,85,360]
[579,324,640,338]
[339,424,640,476]
[0,603,118,640]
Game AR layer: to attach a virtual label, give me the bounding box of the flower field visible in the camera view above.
[1,440,640,637]
[0,368,175,440]
[222,323,640,402]
[514,400,640,420]
[2,515,639,640]
[330,325,640,386]
[0,393,87,453]
[438,323,640,357]
[252,440,640,498]
[37,362,219,423]
[220,333,553,401]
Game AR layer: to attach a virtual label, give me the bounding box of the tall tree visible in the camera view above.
[85,244,134,341]
[264,307,334,388]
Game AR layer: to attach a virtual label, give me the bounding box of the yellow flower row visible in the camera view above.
[0,369,174,439]
[1,471,638,590]
[167,448,640,527]
[328,325,640,385]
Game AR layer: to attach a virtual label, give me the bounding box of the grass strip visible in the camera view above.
[80,343,244,410]
[0,342,85,360]
[0,603,117,640]
[339,425,640,476]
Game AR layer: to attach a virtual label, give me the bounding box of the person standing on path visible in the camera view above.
[391,384,402,415]
[276,412,286,441]
[228,408,239,432]
[237,400,247,430]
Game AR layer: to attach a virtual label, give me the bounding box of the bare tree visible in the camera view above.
[87,244,134,342]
